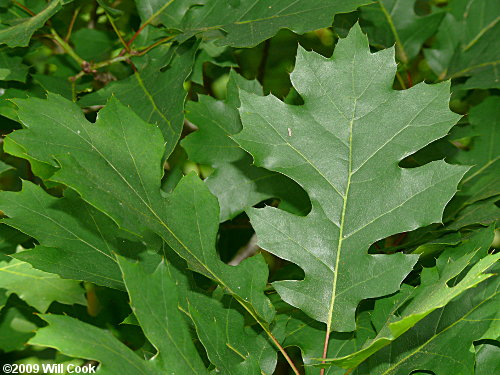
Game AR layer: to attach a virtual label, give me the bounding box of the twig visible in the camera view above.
[104,9,130,52]
[228,234,259,266]
[92,54,132,70]
[133,35,175,56]
[13,0,35,16]
[406,71,413,88]
[121,0,176,54]
[64,7,80,42]
[392,232,407,247]
[378,0,408,64]
[50,28,85,66]
[395,71,407,90]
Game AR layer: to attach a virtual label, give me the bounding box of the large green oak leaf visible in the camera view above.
[233,24,468,332]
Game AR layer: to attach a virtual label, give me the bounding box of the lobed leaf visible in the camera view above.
[325,226,500,368]
[6,93,274,323]
[0,181,146,290]
[183,71,310,221]
[0,257,86,312]
[0,0,62,47]
[234,23,467,332]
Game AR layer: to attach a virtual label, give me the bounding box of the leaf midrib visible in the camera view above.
[325,96,356,333]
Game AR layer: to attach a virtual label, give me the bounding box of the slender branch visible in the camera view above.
[257,39,271,83]
[395,71,407,89]
[392,232,407,247]
[406,71,413,88]
[13,0,35,16]
[236,296,300,375]
[378,0,408,64]
[50,28,85,66]
[92,54,131,70]
[104,10,130,52]
[64,7,80,42]
[319,331,331,375]
[448,60,500,80]
[228,234,259,266]
[134,35,175,56]
[125,0,176,50]
[64,33,173,86]
[65,7,80,42]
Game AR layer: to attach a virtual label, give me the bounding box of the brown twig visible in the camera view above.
[64,7,80,42]
[133,35,175,56]
[406,71,413,88]
[120,0,176,55]
[13,0,35,16]
[103,9,130,52]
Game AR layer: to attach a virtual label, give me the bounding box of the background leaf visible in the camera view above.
[0,257,86,312]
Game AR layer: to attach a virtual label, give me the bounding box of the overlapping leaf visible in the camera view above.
[5,93,273,323]
[28,255,206,374]
[324,226,500,369]
[281,310,375,375]
[450,97,500,206]
[0,53,29,82]
[118,256,208,374]
[189,292,278,374]
[134,0,203,29]
[356,264,499,375]
[0,307,37,353]
[361,0,444,63]
[134,0,371,47]
[78,42,198,157]
[183,71,309,221]
[234,24,468,332]
[0,181,146,290]
[444,96,500,228]
[424,0,500,87]
[0,0,62,47]
[30,314,157,374]
[0,257,86,312]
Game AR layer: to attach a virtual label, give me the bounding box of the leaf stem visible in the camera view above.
[13,0,35,16]
[395,71,407,89]
[320,330,331,375]
[134,35,175,56]
[50,28,85,66]
[267,329,301,375]
[91,54,131,70]
[104,10,130,52]
[448,60,500,80]
[64,7,80,42]
[235,297,300,375]
[124,0,176,50]
[378,0,408,64]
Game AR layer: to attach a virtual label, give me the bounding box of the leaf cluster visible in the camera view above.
[0,1,498,374]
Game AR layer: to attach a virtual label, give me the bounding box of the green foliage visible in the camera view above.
[0,1,498,374]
